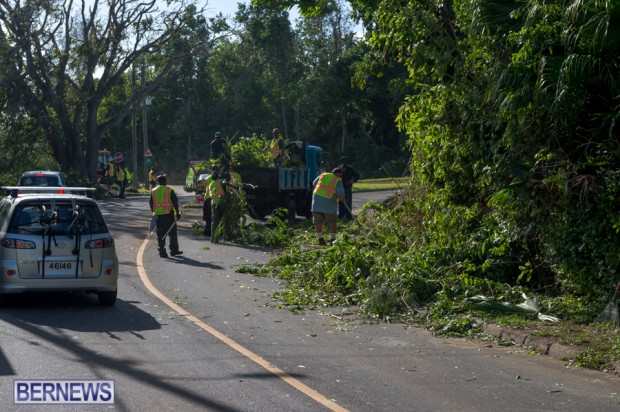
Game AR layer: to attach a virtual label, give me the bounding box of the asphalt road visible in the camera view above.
[0,188,618,411]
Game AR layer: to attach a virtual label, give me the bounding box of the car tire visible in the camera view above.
[0,294,10,307]
[98,290,117,306]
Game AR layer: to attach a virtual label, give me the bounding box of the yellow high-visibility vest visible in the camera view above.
[204,175,216,199]
[313,173,340,199]
[209,179,226,205]
[151,186,174,215]
[269,137,283,159]
[230,172,242,185]
[116,166,125,181]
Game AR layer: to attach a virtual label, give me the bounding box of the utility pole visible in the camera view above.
[141,56,148,184]
[185,97,191,161]
[131,65,138,190]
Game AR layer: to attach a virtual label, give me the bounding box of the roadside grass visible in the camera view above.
[353,177,409,191]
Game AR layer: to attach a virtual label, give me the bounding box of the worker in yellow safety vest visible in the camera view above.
[228,164,242,186]
[149,174,183,258]
[311,167,346,245]
[208,169,238,243]
[148,167,157,189]
[269,128,286,167]
[202,164,219,237]
[114,162,126,199]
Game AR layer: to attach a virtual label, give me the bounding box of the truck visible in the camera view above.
[237,143,329,220]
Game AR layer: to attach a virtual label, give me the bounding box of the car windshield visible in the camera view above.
[7,201,107,235]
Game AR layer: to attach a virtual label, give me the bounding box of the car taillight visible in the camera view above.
[85,238,114,249]
[1,238,36,249]
[58,189,65,194]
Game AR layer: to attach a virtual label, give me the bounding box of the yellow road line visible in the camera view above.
[136,237,348,412]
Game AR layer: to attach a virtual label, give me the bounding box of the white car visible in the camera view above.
[18,170,69,187]
[0,190,119,305]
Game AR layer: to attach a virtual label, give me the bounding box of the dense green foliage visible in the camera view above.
[243,0,620,341]
[312,0,620,300]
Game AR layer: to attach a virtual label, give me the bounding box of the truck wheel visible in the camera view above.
[287,197,297,222]
[249,207,267,220]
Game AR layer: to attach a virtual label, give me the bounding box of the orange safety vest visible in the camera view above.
[269,137,283,159]
[313,173,340,199]
[151,186,174,215]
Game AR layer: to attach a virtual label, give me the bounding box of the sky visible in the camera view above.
[204,0,302,23]
[204,0,247,17]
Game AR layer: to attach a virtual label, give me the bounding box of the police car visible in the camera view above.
[0,188,119,305]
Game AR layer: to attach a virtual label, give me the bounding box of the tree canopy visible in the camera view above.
[0,0,211,181]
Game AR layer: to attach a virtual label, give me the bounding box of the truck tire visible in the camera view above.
[249,207,267,220]
[287,197,297,222]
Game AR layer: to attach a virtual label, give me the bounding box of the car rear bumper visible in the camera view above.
[0,274,118,294]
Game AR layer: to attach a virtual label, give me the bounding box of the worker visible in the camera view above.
[228,163,242,186]
[202,164,219,237]
[149,174,183,258]
[311,167,346,245]
[338,156,361,220]
[148,167,157,189]
[208,168,238,243]
[104,163,114,196]
[114,162,127,199]
[210,131,228,164]
[269,128,286,167]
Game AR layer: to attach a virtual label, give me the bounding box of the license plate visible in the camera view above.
[46,261,74,273]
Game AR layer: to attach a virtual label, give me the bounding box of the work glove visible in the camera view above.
[176,213,181,221]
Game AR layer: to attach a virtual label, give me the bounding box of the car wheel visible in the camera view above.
[98,290,117,306]
[0,294,10,307]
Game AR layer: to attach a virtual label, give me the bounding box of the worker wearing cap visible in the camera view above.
[269,128,286,167]
[338,156,360,220]
[202,164,219,237]
[149,174,183,258]
[311,167,346,245]
[210,131,228,164]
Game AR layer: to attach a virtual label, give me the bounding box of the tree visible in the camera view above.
[236,3,297,137]
[0,0,209,181]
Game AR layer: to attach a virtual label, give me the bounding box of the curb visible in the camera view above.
[481,323,618,376]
